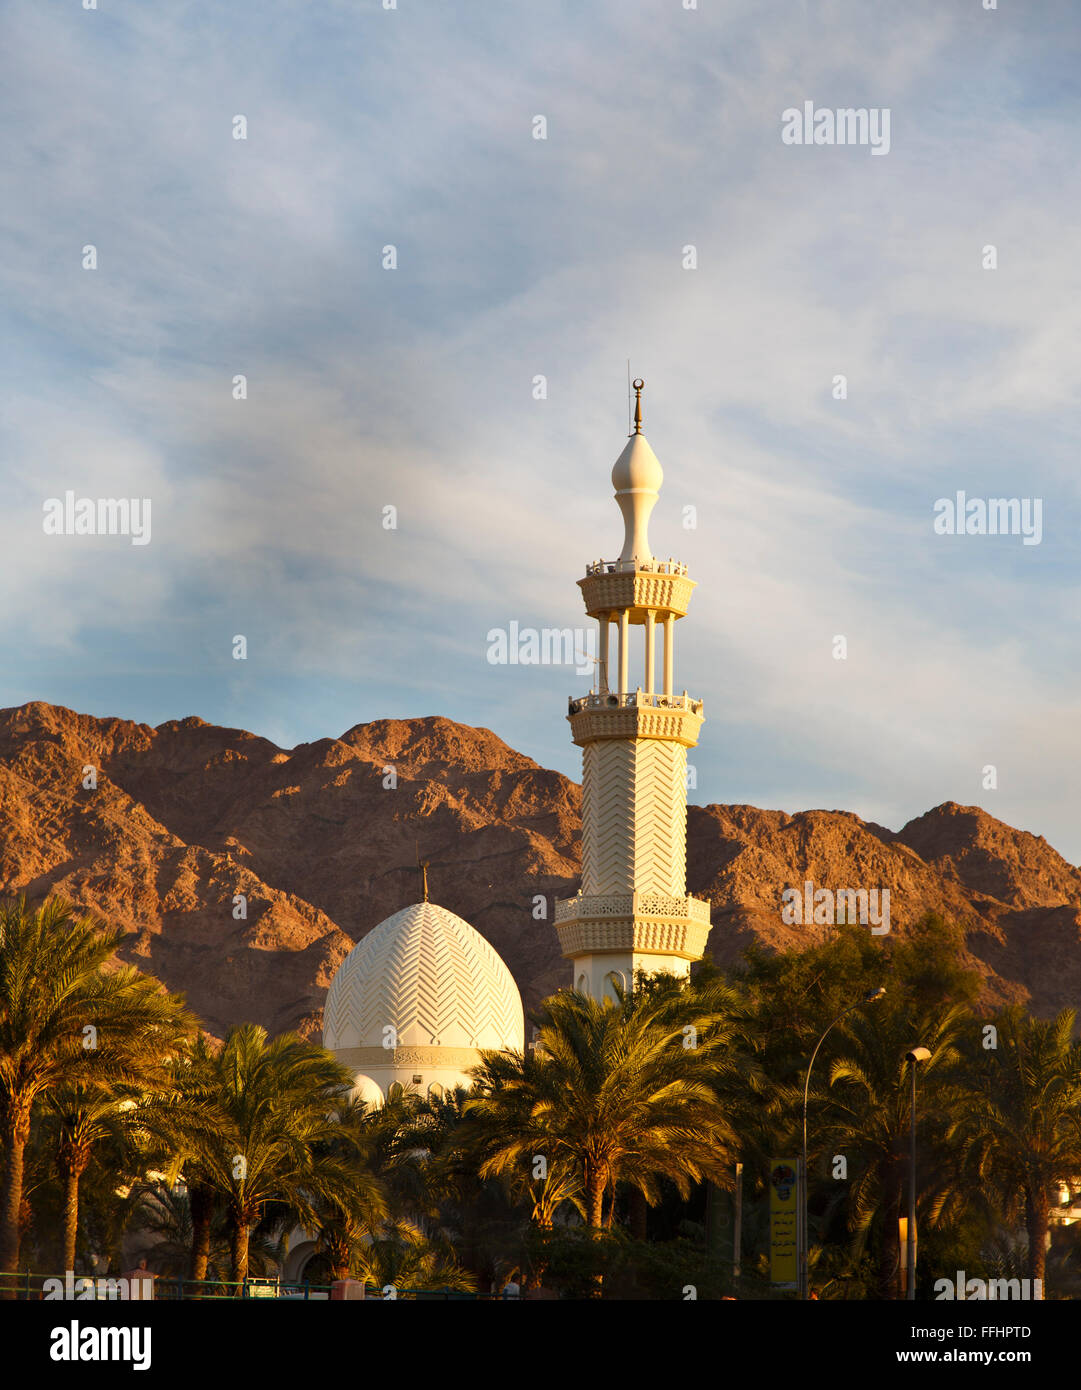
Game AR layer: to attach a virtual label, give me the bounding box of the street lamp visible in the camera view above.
[800,986,886,1300]
[903,1045,932,1301]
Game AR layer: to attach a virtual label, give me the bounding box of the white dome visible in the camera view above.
[323,901,524,1055]
[611,433,663,563]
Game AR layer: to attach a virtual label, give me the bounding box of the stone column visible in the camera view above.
[598,616,610,692]
[645,610,656,694]
[663,614,674,696]
[618,609,630,696]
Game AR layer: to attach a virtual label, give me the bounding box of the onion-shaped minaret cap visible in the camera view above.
[611,380,663,563]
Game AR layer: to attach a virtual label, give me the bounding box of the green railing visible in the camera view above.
[0,1271,501,1301]
[0,1272,331,1300]
[156,1276,334,1300]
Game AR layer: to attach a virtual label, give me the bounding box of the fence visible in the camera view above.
[0,1271,510,1301]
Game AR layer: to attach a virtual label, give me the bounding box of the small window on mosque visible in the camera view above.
[577,974,588,994]
[387,1082,404,1101]
[412,1074,422,1084]
[428,1082,444,1101]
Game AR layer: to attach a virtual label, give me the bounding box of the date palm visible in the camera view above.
[156,1024,371,1285]
[0,896,193,1292]
[390,1083,563,1289]
[303,1092,388,1282]
[946,1006,1081,1291]
[127,1181,281,1282]
[820,1000,967,1298]
[128,1180,225,1280]
[142,1033,226,1282]
[44,1082,130,1273]
[353,1223,477,1296]
[467,986,740,1235]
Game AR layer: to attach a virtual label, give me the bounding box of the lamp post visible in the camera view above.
[800,986,886,1300]
[903,1045,932,1300]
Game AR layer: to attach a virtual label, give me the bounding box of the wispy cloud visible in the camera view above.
[2,0,1078,862]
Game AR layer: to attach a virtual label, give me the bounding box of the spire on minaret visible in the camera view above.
[416,841,430,903]
[631,377,644,436]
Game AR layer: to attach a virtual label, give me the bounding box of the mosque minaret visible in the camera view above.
[555,382,711,1000]
[321,381,706,1108]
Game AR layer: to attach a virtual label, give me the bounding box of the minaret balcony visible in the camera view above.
[585,558,690,577]
[554,891,712,961]
[578,561,696,621]
[567,690,704,748]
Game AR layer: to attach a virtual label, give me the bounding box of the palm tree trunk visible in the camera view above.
[58,1141,92,1274]
[230,1218,250,1288]
[1025,1188,1049,1294]
[188,1183,214,1283]
[61,1167,81,1272]
[585,1171,607,1297]
[0,1121,27,1298]
[525,1208,551,1291]
[586,1172,605,1229]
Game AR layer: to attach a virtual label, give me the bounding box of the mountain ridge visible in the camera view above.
[1,701,1078,1038]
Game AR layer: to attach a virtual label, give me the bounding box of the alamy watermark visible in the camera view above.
[781,102,890,155]
[42,492,151,545]
[933,492,1042,545]
[934,1270,1042,1301]
[49,1320,151,1370]
[43,1270,155,1300]
[487,622,596,677]
[781,878,890,935]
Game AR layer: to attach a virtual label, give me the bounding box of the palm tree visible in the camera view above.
[820,1000,968,1298]
[390,1083,559,1290]
[353,1223,477,1296]
[142,1034,228,1282]
[127,1181,285,1284]
[461,1049,582,1226]
[44,1082,129,1273]
[0,896,193,1291]
[467,986,739,1235]
[153,1024,368,1285]
[304,1093,388,1282]
[947,1006,1081,1291]
[127,1181,226,1282]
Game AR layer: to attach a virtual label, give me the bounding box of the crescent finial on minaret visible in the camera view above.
[632,378,645,436]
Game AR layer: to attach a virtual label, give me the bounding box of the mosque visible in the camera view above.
[321,381,709,1102]
[279,386,709,1278]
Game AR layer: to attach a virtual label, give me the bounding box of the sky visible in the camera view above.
[2,0,1079,864]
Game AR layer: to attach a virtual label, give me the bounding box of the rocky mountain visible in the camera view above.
[0,701,1078,1038]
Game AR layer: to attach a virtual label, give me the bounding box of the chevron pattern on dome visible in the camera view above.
[323,901,524,1055]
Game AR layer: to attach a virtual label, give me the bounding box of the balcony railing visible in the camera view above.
[584,557,689,577]
[555,893,712,925]
[568,691,703,715]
